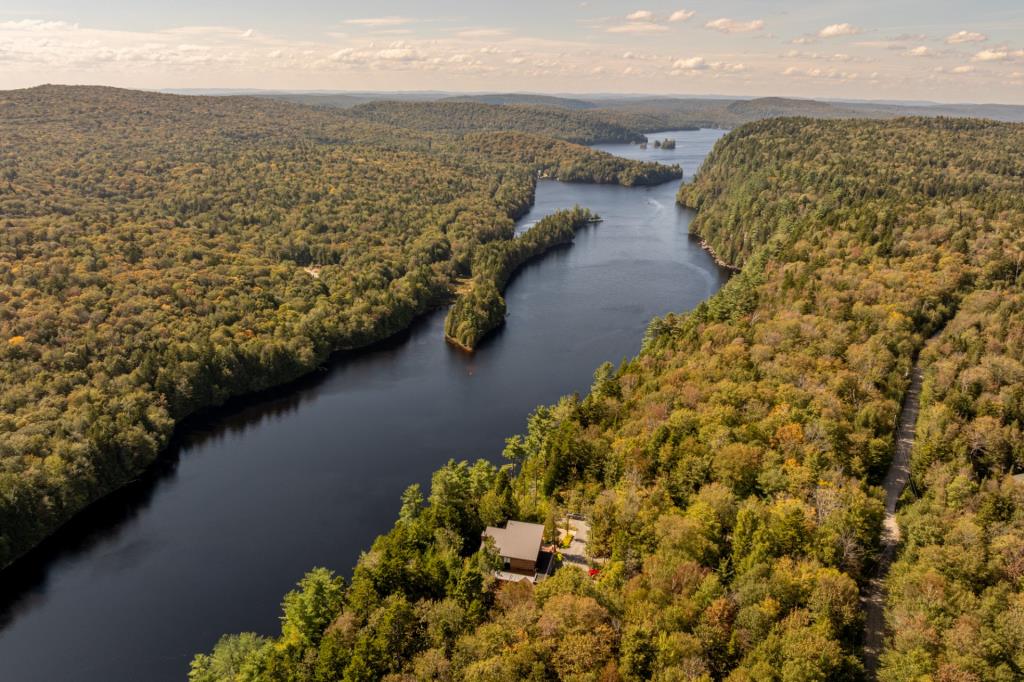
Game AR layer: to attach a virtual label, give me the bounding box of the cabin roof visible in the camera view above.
[482,521,544,562]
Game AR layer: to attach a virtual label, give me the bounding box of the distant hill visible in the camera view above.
[342,100,645,144]
[189,89,1024,129]
[442,93,597,109]
[843,101,1024,123]
[253,92,370,108]
[725,96,864,119]
[585,96,1024,131]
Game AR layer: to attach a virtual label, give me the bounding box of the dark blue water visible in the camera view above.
[0,129,727,682]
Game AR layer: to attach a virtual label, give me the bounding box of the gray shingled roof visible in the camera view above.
[482,521,544,562]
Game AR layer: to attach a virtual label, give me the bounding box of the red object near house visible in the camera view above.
[588,568,600,577]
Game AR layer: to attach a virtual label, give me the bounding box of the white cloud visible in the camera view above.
[375,47,420,61]
[343,17,415,27]
[673,56,707,71]
[818,23,861,38]
[671,56,746,74]
[626,10,654,21]
[933,65,977,76]
[973,49,1004,61]
[329,48,356,62]
[784,50,867,63]
[456,28,510,38]
[972,48,1024,62]
[669,9,695,23]
[783,65,858,81]
[946,30,986,44]
[705,18,764,34]
[608,23,668,34]
[0,12,1018,98]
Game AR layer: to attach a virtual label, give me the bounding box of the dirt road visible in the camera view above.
[862,365,923,677]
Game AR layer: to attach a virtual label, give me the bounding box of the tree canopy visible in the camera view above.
[191,116,1024,679]
[0,85,673,567]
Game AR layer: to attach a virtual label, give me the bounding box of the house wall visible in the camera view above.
[506,557,536,574]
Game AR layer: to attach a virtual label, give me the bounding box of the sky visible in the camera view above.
[1,1,1023,103]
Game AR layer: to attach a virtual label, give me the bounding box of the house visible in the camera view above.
[481,520,546,580]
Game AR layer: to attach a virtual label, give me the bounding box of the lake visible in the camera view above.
[0,129,727,681]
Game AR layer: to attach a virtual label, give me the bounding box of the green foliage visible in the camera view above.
[57,106,1018,679]
[458,131,681,187]
[344,100,646,145]
[189,633,269,682]
[880,290,1024,680]
[0,86,670,567]
[445,207,598,350]
[444,280,506,351]
[281,568,346,649]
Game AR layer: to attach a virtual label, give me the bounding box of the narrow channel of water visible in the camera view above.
[0,129,727,682]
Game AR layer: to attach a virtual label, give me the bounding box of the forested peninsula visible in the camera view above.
[445,207,600,350]
[0,85,675,568]
[192,116,1024,681]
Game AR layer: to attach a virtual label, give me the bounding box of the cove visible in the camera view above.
[0,129,727,682]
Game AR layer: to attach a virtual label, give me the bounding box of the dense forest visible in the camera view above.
[0,85,675,568]
[880,291,1024,679]
[343,101,646,145]
[191,116,1024,680]
[445,207,599,350]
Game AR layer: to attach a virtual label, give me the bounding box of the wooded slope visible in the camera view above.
[0,85,669,567]
[191,117,1024,680]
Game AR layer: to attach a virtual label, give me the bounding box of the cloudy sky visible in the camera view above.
[2,1,1023,103]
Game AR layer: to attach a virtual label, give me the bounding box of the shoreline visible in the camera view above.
[696,234,740,271]
[0,175,661,571]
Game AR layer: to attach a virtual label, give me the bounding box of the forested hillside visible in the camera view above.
[343,101,645,144]
[191,116,1024,680]
[259,91,1024,130]
[442,94,597,110]
[0,85,672,567]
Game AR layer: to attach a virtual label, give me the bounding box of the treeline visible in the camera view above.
[344,101,646,145]
[262,91,1024,130]
[459,132,682,186]
[445,208,598,350]
[193,116,1024,680]
[0,85,679,567]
